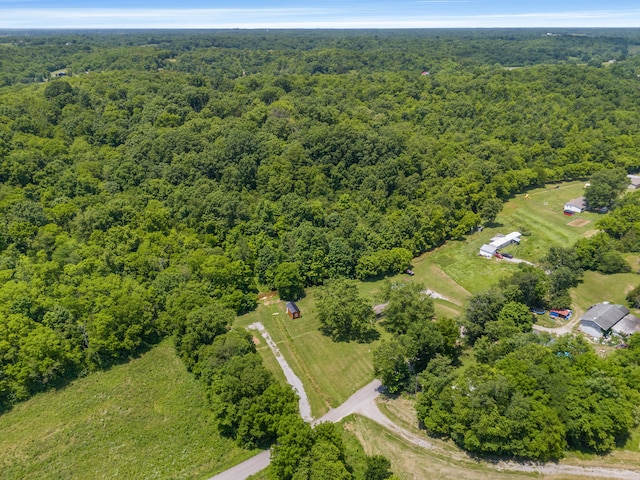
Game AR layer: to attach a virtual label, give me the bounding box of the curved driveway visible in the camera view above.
[209,321,640,480]
[208,380,382,480]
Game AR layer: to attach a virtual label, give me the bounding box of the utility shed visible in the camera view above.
[286,301,301,319]
[479,244,498,258]
[611,314,640,337]
[579,303,629,338]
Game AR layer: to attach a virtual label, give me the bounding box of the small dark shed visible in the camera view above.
[286,301,301,319]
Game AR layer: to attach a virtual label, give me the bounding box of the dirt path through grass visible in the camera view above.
[364,399,640,479]
[247,322,313,422]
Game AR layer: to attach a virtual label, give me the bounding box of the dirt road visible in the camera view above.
[532,314,581,336]
[211,324,640,480]
[247,322,312,422]
[207,379,382,480]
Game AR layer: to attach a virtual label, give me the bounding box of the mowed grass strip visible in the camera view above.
[236,293,377,418]
[0,341,255,480]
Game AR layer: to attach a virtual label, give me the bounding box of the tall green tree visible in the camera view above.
[584,168,628,210]
[316,279,376,342]
[381,281,434,334]
[274,261,305,301]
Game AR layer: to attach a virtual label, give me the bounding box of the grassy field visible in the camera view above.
[0,341,256,480]
[571,269,640,317]
[235,291,378,418]
[236,181,630,423]
[410,181,602,294]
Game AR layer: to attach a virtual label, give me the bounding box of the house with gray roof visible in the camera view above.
[611,314,640,337]
[564,197,586,214]
[579,303,630,338]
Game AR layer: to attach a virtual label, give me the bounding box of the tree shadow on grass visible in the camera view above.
[320,325,380,344]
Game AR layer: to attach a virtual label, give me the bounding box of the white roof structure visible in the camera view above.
[479,244,498,257]
[628,175,640,190]
[489,232,521,250]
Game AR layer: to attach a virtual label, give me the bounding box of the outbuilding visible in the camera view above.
[550,309,572,320]
[489,232,522,250]
[564,197,586,215]
[286,301,301,319]
[479,244,498,258]
[579,303,629,338]
[611,314,640,337]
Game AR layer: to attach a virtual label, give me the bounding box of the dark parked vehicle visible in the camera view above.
[502,253,513,259]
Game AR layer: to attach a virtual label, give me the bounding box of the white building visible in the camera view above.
[564,197,586,214]
[479,232,521,257]
[627,175,640,191]
[479,244,498,258]
[489,232,521,250]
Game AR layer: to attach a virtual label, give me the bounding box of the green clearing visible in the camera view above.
[571,270,640,317]
[235,292,378,418]
[236,181,628,425]
[411,181,601,294]
[0,341,256,480]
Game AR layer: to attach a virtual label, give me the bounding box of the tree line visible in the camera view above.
[1,30,640,421]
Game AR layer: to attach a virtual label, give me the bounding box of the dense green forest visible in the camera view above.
[2,30,640,465]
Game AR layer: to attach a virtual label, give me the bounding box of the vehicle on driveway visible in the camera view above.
[494,252,503,259]
[502,253,513,259]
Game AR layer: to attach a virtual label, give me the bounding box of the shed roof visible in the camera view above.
[565,197,586,209]
[611,314,640,336]
[480,244,498,254]
[580,304,629,331]
[285,301,300,314]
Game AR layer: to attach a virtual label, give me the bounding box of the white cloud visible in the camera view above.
[1,7,640,28]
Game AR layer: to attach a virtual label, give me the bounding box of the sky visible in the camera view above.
[1,1,640,29]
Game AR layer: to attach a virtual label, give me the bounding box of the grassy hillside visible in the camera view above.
[0,341,256,480]
[414,181,601,293]
[238,181,633,421]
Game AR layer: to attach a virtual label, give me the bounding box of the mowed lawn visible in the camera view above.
[235,291,378,418]
[411,181,602,294]
[236,181,619,421]
[572,269,640,317]
[0,341,256,480]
